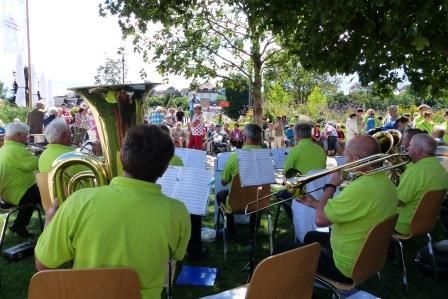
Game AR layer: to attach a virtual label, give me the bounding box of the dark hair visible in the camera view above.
[396,116,409,124]
[243,124,262,142]
[121,124,174,182]
[294,123,312,139]
[356,108,364,113]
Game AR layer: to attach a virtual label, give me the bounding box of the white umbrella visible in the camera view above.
[15,53,26,107]
[46,79,54,107]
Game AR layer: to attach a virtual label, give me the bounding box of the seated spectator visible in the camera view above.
[171,122,186,147]
[230,123,243,149]
[432,125,446,145]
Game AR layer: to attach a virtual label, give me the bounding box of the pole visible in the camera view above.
[25,0,32,108]
[122,52,125,84]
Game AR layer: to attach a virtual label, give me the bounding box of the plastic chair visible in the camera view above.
[216,174,272,259]
[392,189,447,292]
[316,214,399,299]
[35,173,52,212]
[28,268,141,299]
[203,242,320,299]
[0,198,43,251]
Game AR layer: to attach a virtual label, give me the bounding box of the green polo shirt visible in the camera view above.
[415,120,433,134]
[39,144,76,172]
[35,176,191,299]
[284,138,326,175]
[169,155,184,166]
[324,172,397,278]
[0,140,38,205]
[396,156,448,235]
[221,144,262,185]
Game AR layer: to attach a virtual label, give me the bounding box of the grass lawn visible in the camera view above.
[1,196,448,299]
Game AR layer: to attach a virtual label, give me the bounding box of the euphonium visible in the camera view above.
[48,83,158,203]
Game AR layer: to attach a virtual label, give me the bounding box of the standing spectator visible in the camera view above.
[284,124,295,147]
[27,102,46,141]
[184,122,192,147]
[264,123,274,148]
[364,109,376,133]
[176,107,185,123]
[230,123,243,149]
[171,122,186,147]
[346,109,363,142]
[272,116,284,148]
[188,92,201,121]
[188,104,205,150]
[311,123,321,143]
[166,108,176,127]
[355,108,364,135]
[149,106,165,124]
[336,123,346,154]
[324,121,338,156]
[281,115,289,127]
[60,103,72,125]
[72,107,89,146]
[383,105,399,129]
[43,107,59,128]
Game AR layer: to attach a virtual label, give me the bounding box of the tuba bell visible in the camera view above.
[48,83,159,203]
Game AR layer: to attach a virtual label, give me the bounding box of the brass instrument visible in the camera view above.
[48,83,159,203]
[244,153,411,215]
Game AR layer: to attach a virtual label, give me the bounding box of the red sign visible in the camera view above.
[218,101,230,108]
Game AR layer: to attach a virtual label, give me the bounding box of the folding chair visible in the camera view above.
[0,197,43,251]
[216,174,271,259]
[203,242,320,299]
[316,214,399,299]
[28,268,141,299]
[392,189,447,292]
[36,173,52,212]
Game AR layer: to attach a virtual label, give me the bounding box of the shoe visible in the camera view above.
[9,225,34,237]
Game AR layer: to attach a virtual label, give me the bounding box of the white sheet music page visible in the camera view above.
[174,148,207,169]
[270,148,291,169]
[237,149,275,187]
[156,166,181,198]
[174,168,212,215]
[216,151,233,171]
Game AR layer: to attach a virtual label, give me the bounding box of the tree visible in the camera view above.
[306,86,328,119]
[254,1,448,97]
[221,73,249,119]
[94,55,127,85]
[100,0,280,123]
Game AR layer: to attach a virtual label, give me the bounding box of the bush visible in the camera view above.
[0,101,29,124]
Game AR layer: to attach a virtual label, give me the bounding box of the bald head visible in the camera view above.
[408,134,437,162]
[345,135,380,162]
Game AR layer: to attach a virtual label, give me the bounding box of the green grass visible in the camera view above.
[1,198,448,299]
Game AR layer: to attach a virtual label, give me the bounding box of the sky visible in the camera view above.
[0,0,190,97]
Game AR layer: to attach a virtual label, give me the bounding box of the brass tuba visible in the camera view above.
[48,83,158,203]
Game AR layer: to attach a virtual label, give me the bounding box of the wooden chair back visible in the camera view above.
[228,174,271,213]
[351,214,398,286]
[35,172,52,212]
[245,242,320,299]
[410,189,447,237]
[28,268,141,299]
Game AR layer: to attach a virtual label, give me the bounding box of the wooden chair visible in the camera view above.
[28,268,141,299]
[204,242,320,299]
[216,174,271,259]
[392,189,447,292]
[316,214,399,299]
[35,173,52,212]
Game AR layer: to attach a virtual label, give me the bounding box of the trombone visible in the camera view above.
[244,153,410,215]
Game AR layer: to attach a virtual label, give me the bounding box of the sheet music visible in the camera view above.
[157,166,212,215]
[237,149,275,187]
[175,148,207,169]
[270,148,291,169]
[216,151,233,171]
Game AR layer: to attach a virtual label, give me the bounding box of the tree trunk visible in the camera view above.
[252,59,263,125]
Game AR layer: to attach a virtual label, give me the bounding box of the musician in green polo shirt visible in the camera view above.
[35,125,191,299]
[302,135,397,281]
[277,122,327,220]
[0,122,40,237]
[396,134,448,235]
[217,124,263,236]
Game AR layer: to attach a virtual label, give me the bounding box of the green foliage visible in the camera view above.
[255,0,448,97]
[306,86,328,119]
[143,95,189,113]
[221,74,249,120]
[0,101,28,123]
[93,55,127,85]
[266,82,292,104]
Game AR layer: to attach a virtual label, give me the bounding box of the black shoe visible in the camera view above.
[9,225,34,237]
[188,247,209,262]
